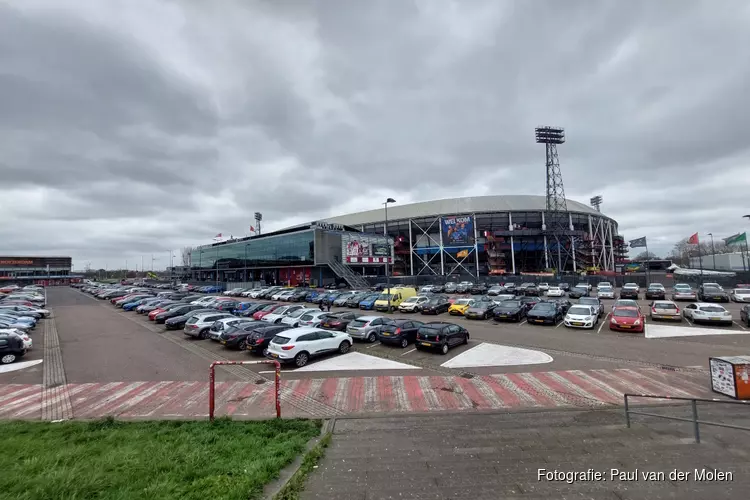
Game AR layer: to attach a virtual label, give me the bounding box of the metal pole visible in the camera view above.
[644,239,651,284]
[510,236,516,274]
[215,248,219,286]
[408,220,414,276]
[473,214,479,279]
[691,399,700,443]
[624,395,631,428]
[570,213,577,273]
[708,233,716,269]
[209,362,216,421]
[439,218,445,276]
[385,201,390,311]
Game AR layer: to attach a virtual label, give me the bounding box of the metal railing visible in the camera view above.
[624,393,750,443]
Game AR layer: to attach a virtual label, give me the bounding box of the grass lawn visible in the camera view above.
[0,418,321,500]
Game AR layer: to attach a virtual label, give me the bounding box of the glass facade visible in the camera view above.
[194,230,315,270]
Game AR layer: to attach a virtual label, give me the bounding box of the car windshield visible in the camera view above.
[455,299,472,305]
[703,287,722,293]
[699,306,725,313]
[287,309,307,318]
[573,287,587,292]
[568,307,592,316]
[734,289,750,295]
[614,309,639,317]
[272,335,291,345]
[579,298,597,304]
[534,303,556,311]
[654,302,677,310]
[261,305,276,311]
[403,297,419,303]
[378,294,396,300]
[497,301,521,309]
[675,284,691,290]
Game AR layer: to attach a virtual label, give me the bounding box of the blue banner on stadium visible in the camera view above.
[441,216,473,246]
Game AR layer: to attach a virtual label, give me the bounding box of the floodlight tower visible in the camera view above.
[254,212,263,236]
[590,195,602,212]
[536,126,569,273]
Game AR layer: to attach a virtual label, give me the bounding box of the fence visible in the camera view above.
[624,393,750,443]
[208,360,281,421]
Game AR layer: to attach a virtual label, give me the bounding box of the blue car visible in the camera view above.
[123,298,155,311]
[232,302,256,315]
[305,291,322,302]
[0,315,35,329]
[359,296,378,310]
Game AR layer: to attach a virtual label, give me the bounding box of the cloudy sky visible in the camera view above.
[1,0,749,270]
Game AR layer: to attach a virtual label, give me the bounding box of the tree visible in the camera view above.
[181,247,193,267]
[668,237,733,267]
[634,251,659,261]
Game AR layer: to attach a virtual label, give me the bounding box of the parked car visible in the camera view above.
[672,284,697,301]
[650,300,681,322]
[731,288,750,303]
[526,302,563,325]
[740,305,750,327]
[464,301,496,320]
[212,299,241,312]
[344,292,370,308]
[576,283,593,291]
[222,324,290,353]
[320,311,360,331]
[469,283,488,295]
[683,303,733,325]
[297,310,329,328]
[398,295,430,313]
[332,292,359,307]
[557,283,570,292]
[568,286,590,299]
[619,284,640,300]
[547,286,565,298]
[164,308,215,330]
[443,282,458,294]
[262,305,306,324]
[455,281,474,293]
[698,285,730,303]
[486,285,505,296]
[377,319,425,348]
[233,302,266,317]
[596,285,615,299]
[266,327,352,367]
[253,304,283,320]
[609,307,645,333]
[0,332,27,364]
[645,284,666,300]
[184,312,235,339]
[577,297,603,318]
[207,317,256,341]
[415,322,469,355]
[448,298,475,316]
[563,305,598,329]
[223,287,247,296]
[280,308,319,328]
[613,299,639,309]
[492,300,528,322]
[345,315,387,342]
[419,296,451,315]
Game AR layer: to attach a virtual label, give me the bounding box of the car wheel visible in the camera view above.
[440,343,449,355]
[400,338,408,348]
[367,332,377,343]
[294,352,309,367]
[463,333,469,345]
[238,340,248,351]
[198,329,208,340]
[1,353,17,364]
[339,341,351,354]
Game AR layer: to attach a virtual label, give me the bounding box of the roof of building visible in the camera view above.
[323,195,606,226]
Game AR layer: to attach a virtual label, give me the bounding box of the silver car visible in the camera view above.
[650,300,681,322]
[578,297,603,317]
[730,288,750,303]
[346,315,388,342]
[672,284,697,301]
[597,286,615,299]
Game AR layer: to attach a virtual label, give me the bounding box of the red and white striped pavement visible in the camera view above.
[0,367,713,420]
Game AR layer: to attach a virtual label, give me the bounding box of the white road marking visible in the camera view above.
[258,370,275,374]
[555,321,564,328]
[0,359,43,374]
[400,348,417,356]
[734,321,747,331]
[645,323,749,338]
[293,352,421,372]
[684,316,693,326]
[440,342,553,368]
[597,314,610,334]
[366,342,381,348]
[519,320,528,326]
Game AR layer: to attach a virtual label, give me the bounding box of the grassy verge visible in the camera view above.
[0,417,320,500]
[274,432,332,500]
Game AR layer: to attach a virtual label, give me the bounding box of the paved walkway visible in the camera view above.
[0,367,718,419]
[302,408,750,499]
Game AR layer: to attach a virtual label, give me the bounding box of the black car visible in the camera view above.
[492,300,528,322]
[568,286,590,299]
[645,285,666,300]
[164,308,215,330]
[558,283,571,292]
[415,322,469,355]
[0,332,26,364]
[345,293,369,308]
[371,283,388,291]
[740,305,750,327]
[320,311,360,331]
[443,282,458,294]
[219,322,286,351]
[154,304,203,324]
[377,319,425,348]
[469,283,488,295]
[464,301,496,320]
[619,286,640,300]
[523,285,540,296]
[552,299,573,314]
[213,300,240,312]
[288,290,309,302]
[698,286,730,303]
[456,282,473,294]
[420,296,451,315]
[526,302,563,325]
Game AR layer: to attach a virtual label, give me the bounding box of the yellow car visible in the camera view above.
[448,298,475,316]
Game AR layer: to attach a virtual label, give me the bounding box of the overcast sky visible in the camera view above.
[1,0,749,270]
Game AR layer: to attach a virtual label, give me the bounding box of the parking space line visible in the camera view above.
[555,321,563,329]
[519,320,527,326]
[734,321,747,331]
[596,314,609,334]
[684,316,693,326]
[366,342,381,349]
[400,348,416,356]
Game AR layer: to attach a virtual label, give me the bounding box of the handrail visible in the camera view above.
[624,393,750,443]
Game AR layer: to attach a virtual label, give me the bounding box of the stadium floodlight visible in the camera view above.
[535,126,565,144]
[590,196,603,212]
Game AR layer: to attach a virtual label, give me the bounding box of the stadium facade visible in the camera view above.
[189,195,625,287]
[0,256,76,285]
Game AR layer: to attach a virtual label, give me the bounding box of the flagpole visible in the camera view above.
[644,238,651,284]
[697,240,704,283]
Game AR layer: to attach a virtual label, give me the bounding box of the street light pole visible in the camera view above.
[707,233,716,269]
[384,197,396,311]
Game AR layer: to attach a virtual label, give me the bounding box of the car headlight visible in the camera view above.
[585,316,593,321]
[610,318,617,324]
[634,320,641,325]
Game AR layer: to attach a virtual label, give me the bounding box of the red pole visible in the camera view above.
[209,362,216,421]
[273,360,281,418]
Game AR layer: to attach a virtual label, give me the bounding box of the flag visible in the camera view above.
[213,233,222,240]
[629,237,647,248]
[250,226,255,232]
[687,233,699,245]
[724,232,747,247]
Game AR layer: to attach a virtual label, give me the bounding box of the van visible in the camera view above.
[374,287,417,312]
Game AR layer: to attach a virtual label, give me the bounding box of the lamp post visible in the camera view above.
[707,233,716,269]
[384,197,396,311]
[167,250,174,284]
[743,216,750,271]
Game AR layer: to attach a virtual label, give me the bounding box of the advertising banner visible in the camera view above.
[371,243,391,257]
[441,215,474,246]
[345,239,371,258]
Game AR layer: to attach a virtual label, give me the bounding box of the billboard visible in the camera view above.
[345,239,371,258]
[371,244,390,257]
[441,216,474,246]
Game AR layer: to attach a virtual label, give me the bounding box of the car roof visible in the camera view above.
[694,302,727,307]
[356,315,382,321]
[423,322,456,327]
[613,306,640,312]
[276,326,328,338]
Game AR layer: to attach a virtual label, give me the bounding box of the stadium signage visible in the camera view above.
[313,221,344,231]
[0,259,34,266]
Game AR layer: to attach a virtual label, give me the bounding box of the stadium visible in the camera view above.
[188,195,626,287]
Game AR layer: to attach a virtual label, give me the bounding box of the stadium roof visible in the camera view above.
[324,195,607,226]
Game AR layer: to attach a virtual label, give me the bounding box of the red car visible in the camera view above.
[253,304,282,320]
[609,306,644,333]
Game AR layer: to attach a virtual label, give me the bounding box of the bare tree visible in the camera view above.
[181,247,193,267]
[669,238,732,266]
[633,251,659,261]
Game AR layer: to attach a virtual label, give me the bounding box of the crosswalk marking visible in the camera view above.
[0,367,717,419]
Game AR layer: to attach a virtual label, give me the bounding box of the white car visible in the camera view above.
[266,327,353,368]
[0,329,32,349]
[546,287,564,298]
[730,288,750,303]
[0,305,49,317]
[183,312,235,339]
[538,283,550,292]
[672,284,697,301]
[246,288,268,298]
[223,287,245,296]
[280,308,319,327]
[207,317,255,341]
[262,304,305,324]
[575,283,592,291]
[563,305,598,329]
[492,294,517,304]
[191,296,218,306]
[597,286,615,299]
[683,303,733,325]
[399,296,430,312]
[271,290,293,301]
[296,310,328,328]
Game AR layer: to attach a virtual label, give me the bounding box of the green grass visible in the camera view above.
[0,417,321,500]
[273,432,332,500]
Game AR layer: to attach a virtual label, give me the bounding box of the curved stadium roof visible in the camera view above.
[325,195,610,227]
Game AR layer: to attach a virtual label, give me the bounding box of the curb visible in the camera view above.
[263,418,335,500]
